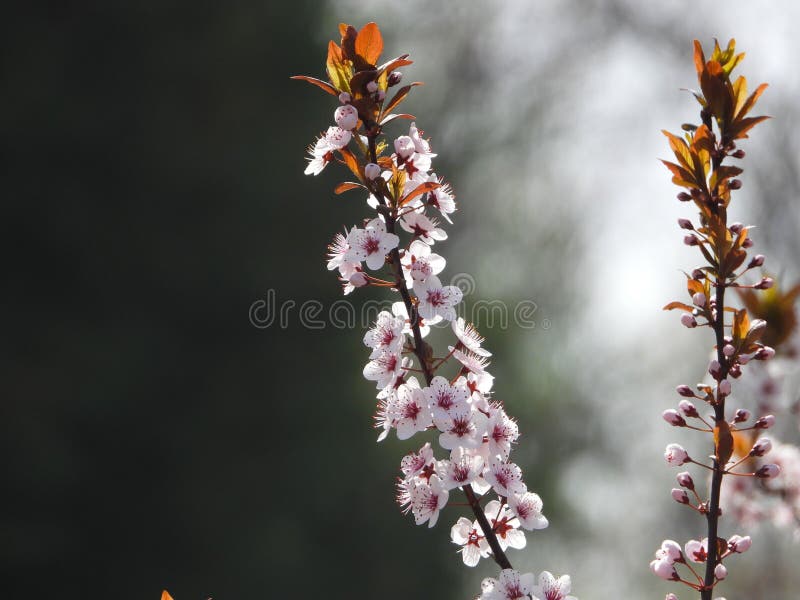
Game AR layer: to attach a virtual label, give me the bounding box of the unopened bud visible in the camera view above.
[663,409,686,427]
[755,414,775,429]
[728,363,742,378]
[734,408,751,423]
[679,400,699,418]
[729,179,742,190]
[676,385,694,398]
[728,534,752,553]
[650,559,679,581]
[388,71,403,86]
[338,92,351,104]
[692,292,707,307]
[665,594,678,600]
[376,89,385,102]
[749,437,772,457]
[730,222,745,234]
[366,80,378,93]
[748,254,765,268]
[677,471,695,490]
[681,314,697,328]
[715,563,728,580]
[755,277,774,290]
[755,463,781,478]
[671,488,690,504]
[718,379,731,396]
[708,360,722,380]
[334,104,359,130]
[678,218,694,230]
[723,344,736,357]
[677,192,691,202]
[742,238,754,248]
[691,268,705,280]
[684,235,699,246]
[349,271,368,288]
[394,135,415,160]
[665,443,690,466]
[732,149,746,159]
[364,162,381,180]
[756,346,776,360]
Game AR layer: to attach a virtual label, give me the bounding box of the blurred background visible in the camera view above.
[3,1,799,598]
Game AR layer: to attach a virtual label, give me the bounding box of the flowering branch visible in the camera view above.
[294,22,574,600]
[654,39,781,600]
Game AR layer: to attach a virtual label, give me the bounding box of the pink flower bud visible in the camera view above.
[758,346,776,360]
[394,135,415,160]
[661,540,683,562]
[684,234,699,246]
[677,471,694,490]
[728,534,752,553]
[729,222,744,234]
[376,89,386,102]
[755,463,781,478]
[665,594,678,600]
[681,313,697,328]
[748,254,765,268]
[671,488,689,504]
[718,379,731,396]
[708,360,721,380]
[388,71,403,86]
[677,192,691,201]
[676,385,694,398]
[665,443,690,466]
[650,558,678,581]
[334,104,359,130]
[692,292,707,307]
[338,92,351,104]
[728,364,742,378]
[349,272,368,288]
[678,218,694,230]
[734,408,751,423]
[691,268,705,280]
[756,277,774,290]
[742,237,753,248]
[679,400,698,418]
[749,437,772,457]
[364,163,381,180]
[755,414,775,429]
[366,80,378,93]
[663,409,686,427]
[715,563,728,580]
[723,344,735,357]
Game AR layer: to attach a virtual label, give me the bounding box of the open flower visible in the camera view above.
[413,275,463,321]
[451,516,489,567]
[532,571,578,600]
[345,218,400,270]
[480,569,536,600]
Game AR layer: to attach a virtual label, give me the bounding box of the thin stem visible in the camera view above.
[366,131,514,571]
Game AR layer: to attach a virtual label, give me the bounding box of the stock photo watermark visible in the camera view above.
[249,273,552,331]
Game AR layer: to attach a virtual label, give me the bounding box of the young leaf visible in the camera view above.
[326,41,351,93]
[663,301,695,312]
[380,113,416,126]
[399,181,441,207]
[338,148,363,181]
[334,182,366,195]
[733,308,750,341]
[162,592,174,600]
[289,75,338,96]
[355,22,384,66]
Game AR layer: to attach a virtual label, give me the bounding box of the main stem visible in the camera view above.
[367,132,514,571]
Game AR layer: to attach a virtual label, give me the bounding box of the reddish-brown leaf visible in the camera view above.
[693,40,706,81]
[355,22,383,66]
[338,148,362,181]
[289,75,338,96]
[334,181,365,195]
[399,181,441,207]
[340,25,358,63]
[730,115,770,140]
[663,301,695,312]
[661,160,696,189]
[378,54,414,76]
[380,113,416,126]
[736,82,768,120]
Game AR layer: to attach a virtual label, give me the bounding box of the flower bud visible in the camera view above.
[684,234,699,246]
[650,558,678,581]
[665,594,678,600]
[749,437,772,457]
[349,271,368,288]
[755,277,774,290]
[692,292,706,307]
[734,408,751,423]
[708,360,721,380]
[677,192,691,202]
[759,346,776,360]
[677,471,694,490]
[366,80,378,93]
[676,385,694,398]
[364,162,381,180]
[728,363,742,378]
[718,379,731,396]
[678,218,694,230]
[665,443,690,466]
[377,89,386,102]
[394,135,415,160]
[679,400,698,418]
[681,314,697,328]
[728,535,752,553]
[663,409,686,427]
[723,344,735,357]
[755,463,781,478]
[338,91,351,104]
[661,539,683,562]
[388,71,403,86]
[729,222,744,234]
[715,563,728,580]
[671,488,689,504]
[334,104,359,130]
[732,149,746,158]
[691,268,705,280]
[742,237,754,248]
[755,414,775,429]
[748,254,765,268]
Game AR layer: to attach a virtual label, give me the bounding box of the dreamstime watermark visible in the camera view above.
[248,273,552,331]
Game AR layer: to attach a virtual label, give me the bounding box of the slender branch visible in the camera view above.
[367,130,514,571]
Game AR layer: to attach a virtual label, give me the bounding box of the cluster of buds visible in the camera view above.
[295,23,574,599]
[657,39,784,599]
